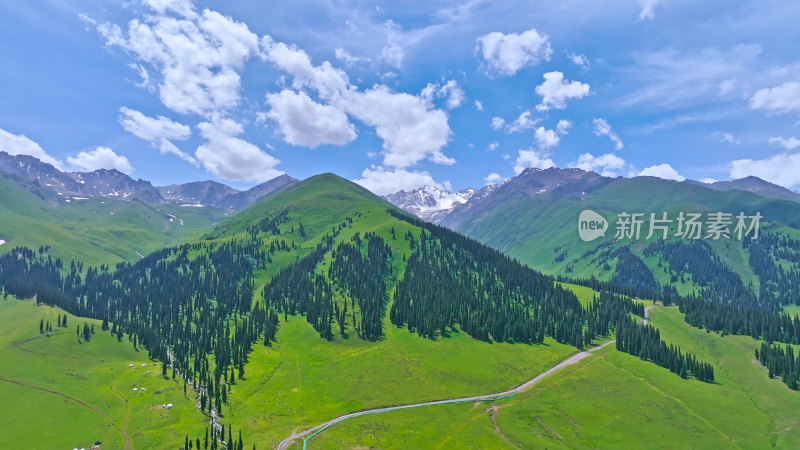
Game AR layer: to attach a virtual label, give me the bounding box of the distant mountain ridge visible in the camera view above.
[384,167,800,225]
[701,176,800,203]
[0,151,297,209]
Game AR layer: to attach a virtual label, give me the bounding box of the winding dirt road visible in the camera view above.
[277,339,617,449]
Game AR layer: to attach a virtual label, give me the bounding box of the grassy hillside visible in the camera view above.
[6,171,793,449]
[188,173,587,445]
[0,297,204,449]
[444,174,800,302]
[0,173,227,265]
[308,304,800,449]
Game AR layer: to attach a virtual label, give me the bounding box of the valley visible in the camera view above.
[2,166,800,449]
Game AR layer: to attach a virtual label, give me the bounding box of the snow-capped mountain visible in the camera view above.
[384,185,481,223]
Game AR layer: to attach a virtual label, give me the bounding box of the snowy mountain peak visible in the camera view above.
[384,185,480,223]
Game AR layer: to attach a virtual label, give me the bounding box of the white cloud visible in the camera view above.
[769,136,800,150]
[730,152,800,189]
[67,147,133,174]
[557,119,572,135]
[196,119,283,182]
[638,163,685,181]
[341,86,454,168]
[491,117,506,130]
[421,80,465,110]
[441,80,466,109]
[261,38,453,169]
[714,132,741,144]
[476,29,552,76]
[92,4,260,118]
[750,81,800,114]
[484,172,506,185]
[354,166,443,195]
[118,107,196,164]
[380,21,405,69]
[492,110,539,133]
[567,52,589,67]
[0,127,62,169]
[535,71,591,111]
[534,127,561,150]
[118,108,191,141]
[592,118,624,150]
[334,47,367,66]
[718,78,737,96]
[487,141,499,151]
[638,0,661,20]
[573,153,628,177]
[264,89,356,148]
[513,149,555,174]
[474,100,484,111]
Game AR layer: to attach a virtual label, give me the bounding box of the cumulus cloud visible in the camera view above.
[769,136,800,150]
[344,86,454,168]
[484,172,506,185]
[196,119,282,182]
[119,107,190,142]
[118,107,196,164]
[534,126,561,150]
[573,153,628,177]
[592,118,624,150]
[474,100,484,111]
[491,110,539,133]
[638,0,661,20]
[535,71,591,111]
[476,29,552,76]
[0,127,62,168]
[487,141,499,151]
[67,147,133,173]
[264,89,356,148]
[353,166,444,195]
[730,152,800,189]
[638,163,685,181]
[92,4,260,118]
[513,149,555,174]
[750,81,800,114]
[557,119,572,135]
[261,37,453,169]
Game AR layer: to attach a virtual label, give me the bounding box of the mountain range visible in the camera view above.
[0,151,297,209]
[388,168,800,226]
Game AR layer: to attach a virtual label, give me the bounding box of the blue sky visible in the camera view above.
[1,0,799,194]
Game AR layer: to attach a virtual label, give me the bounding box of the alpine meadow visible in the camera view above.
[2,1,800,449]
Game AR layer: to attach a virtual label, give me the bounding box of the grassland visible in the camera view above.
[306,306,800,449]
[0,297,205,449]
[0,173,226,266]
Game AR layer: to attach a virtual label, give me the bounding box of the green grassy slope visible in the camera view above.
[309,305,800,449]
[446,176,800,295]
[0,173,227,265]
[0,297,205,449]
[188,173,582,446]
